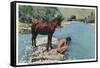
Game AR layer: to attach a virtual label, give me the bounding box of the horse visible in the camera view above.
[31,15,64,51]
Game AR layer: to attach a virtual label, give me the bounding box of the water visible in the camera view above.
[18,21,95,63]
[18,34,46,62]
[54,21,95,59]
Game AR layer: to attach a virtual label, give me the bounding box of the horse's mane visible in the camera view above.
[50,17,58,23]
[52,17,57,21]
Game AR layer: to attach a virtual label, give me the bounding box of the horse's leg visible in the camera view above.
[49,34,53,49]
[32,34,37,47]
[47,34,53,51]
[32,35,34,46]
[47,35,51,51]
[33,38,36,47]
[47,36,49,51]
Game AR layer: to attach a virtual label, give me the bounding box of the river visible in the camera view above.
[18,21,96,63]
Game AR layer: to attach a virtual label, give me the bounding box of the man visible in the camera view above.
[56,37,71,54]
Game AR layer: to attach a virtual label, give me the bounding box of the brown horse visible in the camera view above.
[31,15,64,51]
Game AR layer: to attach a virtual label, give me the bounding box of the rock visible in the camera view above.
[21,37,69,63]
[31,45,64,62]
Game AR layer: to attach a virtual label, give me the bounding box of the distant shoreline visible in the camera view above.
[18,21,95,34]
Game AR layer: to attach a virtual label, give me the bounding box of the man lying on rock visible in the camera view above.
[47,37,71,55]
[56,36,71,54]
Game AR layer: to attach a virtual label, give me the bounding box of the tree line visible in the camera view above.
[19,5,62,24]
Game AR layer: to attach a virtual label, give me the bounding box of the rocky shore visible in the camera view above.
[20,37,67,63]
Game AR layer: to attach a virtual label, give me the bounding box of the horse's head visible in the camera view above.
[56,15,64,28]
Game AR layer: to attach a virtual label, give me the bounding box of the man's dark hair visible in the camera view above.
[66,37,71,43]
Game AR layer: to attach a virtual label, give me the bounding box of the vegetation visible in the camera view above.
[58,8,95,21]
[18,5,95,34]
[19,5,62,24]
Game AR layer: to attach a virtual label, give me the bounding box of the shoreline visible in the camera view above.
[18,21,95,34]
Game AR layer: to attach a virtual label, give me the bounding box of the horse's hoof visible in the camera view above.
[32,45,37,48]
[46,49,49,52]
[47,50,49,52]
[51,47,53,49]
[50,46,53,49]
[35,46,38,49]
